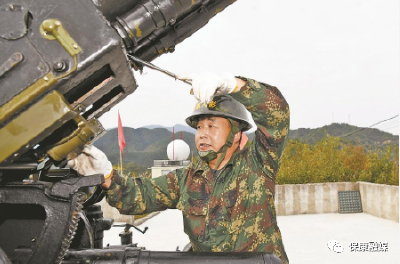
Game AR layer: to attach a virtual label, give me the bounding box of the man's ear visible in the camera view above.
[233,131,241,143]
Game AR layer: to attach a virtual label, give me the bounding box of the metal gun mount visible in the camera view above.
[0,0,282,263]
[0,0,237,166]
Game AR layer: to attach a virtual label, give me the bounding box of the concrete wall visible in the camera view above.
[275,182,358,215]
[151,166,183,178]
[275,182,399,222]
[359,182,399,222]
[101,181,399,222]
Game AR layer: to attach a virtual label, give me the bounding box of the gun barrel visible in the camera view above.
[63,248,282,264]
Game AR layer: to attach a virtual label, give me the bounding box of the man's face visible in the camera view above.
[195,116,231,154]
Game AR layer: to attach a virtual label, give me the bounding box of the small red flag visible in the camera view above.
[118,111,126,154]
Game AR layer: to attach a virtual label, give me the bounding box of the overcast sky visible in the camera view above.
[99,0,399,135]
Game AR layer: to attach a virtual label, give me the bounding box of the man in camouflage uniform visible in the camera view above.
[68,72,290,263]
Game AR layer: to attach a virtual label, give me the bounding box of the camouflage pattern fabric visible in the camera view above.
[106,77,290,263]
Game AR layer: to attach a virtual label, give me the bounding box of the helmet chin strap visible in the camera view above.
[198,119,245,170]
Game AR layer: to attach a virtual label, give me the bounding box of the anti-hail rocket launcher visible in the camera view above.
[0,1,281,263]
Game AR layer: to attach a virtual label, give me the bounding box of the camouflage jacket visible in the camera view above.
[106,77,290,263]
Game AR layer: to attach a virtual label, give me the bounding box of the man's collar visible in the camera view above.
[192,151,239,175]
[192,159,208,175]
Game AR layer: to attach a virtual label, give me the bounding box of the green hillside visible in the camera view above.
[289,123,398,147]
[94,123,398,171]
[94,127,197,168]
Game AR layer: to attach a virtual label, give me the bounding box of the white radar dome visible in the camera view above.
[167,139,190,161]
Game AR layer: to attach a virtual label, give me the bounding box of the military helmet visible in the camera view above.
[186,95,252,131]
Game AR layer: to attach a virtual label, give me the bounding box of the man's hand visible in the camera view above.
[67,145,113,180]
[178,72,239,103]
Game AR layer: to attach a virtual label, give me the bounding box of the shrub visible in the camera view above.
[277,137,399,185]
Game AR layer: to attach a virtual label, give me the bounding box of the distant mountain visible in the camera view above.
[246,123,398,147]
[94,127,196,167]
[94,123,398,169]
[143,124,196,133]
[289,123,398,147]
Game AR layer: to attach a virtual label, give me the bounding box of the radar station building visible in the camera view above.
[151,139,191,178]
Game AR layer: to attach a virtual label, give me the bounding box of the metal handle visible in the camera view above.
[127,54,193,94]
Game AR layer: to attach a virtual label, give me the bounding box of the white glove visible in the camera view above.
[178,72,238,103]
[67,145,113,178]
